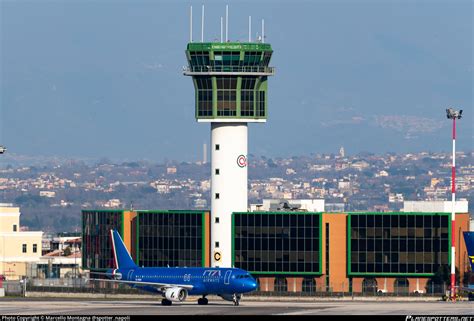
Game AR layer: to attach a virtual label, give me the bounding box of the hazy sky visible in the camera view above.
[1,0,472,162]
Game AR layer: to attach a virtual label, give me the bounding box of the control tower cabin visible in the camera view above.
[184,12,274,267]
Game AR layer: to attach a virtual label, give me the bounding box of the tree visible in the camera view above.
[428,265,460,289]
[462,270,473,287]
[63,246,72,256]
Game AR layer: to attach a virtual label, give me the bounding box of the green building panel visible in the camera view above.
[232,212,323,276]
[135,210,208,268]
[81,209,125,271]
[184,42,274,121]
[347,212,451,277]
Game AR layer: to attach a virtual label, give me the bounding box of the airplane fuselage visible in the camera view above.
[107,266,257,296]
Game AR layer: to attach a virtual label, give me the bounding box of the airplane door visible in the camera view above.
[127,270,134,280]
[224,270,232,285]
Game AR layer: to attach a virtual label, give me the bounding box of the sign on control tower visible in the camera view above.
[184,6,274,267]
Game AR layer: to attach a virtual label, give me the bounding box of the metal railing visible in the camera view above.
[246,282,450,298]
[183,65,275,75]
[0,278,454,298]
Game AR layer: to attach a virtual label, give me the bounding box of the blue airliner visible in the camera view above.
[91,230,257,306]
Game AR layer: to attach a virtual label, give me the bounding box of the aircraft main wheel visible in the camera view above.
[198,298,208,305]
[161,299,172,306]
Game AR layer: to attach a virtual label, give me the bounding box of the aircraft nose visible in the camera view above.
[243,280,257,292]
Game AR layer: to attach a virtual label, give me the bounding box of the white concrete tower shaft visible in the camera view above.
[211,123,248,267]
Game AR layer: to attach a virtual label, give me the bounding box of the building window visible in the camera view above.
[240,77,256,117]
[394,278,409,294]
[81,210,123,270]
[216,76,237,116]
[215,193,220,199]
[257,91,265,117]
[350,213,448,274]
[215,168,220,175]
[215,217,220,223]
[13,225,17,232]
[302,277,316,293]
[136,211,204,268]
[233,213,321,273]
[362,278,378,294]
[215,242,219,248]
[189,51,210,67]
[274,277,288,293]
[195,76,213,117]
[33,244,37,253]
[22,244,27,253]
[215,144,220,151]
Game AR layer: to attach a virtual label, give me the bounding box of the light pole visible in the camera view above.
[0,147,5,279]
[446,108,462,301]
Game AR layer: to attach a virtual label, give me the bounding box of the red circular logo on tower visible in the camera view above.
[237,155,247,168]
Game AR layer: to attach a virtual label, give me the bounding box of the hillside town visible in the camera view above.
[0,149,472,232]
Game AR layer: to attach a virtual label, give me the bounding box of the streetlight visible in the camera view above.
[446,108,462,302]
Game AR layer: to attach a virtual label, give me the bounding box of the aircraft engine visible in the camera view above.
[165,287,188,302]
[112,269,122,280]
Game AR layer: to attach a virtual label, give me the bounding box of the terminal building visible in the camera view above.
[82,207,471,294]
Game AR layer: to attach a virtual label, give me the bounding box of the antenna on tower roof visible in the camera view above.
[261,19,265,43]
[225,5,229,42]
[248,16,251,42]
[189,6,193,43]
[201,5,205,42]
[220,17,223,42]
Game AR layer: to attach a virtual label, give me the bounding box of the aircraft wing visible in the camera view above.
[89,278,194,291]
[456,286,474,293]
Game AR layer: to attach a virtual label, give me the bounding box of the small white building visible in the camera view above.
[39,191,56,198]
[250,199,325,212]
[403,200,468,213]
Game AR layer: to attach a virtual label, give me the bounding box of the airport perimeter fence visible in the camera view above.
[0,279,453,298]
[1,281,23,296]
[246,283,450,298]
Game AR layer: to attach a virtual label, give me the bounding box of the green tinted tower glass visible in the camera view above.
[184,42,274,121]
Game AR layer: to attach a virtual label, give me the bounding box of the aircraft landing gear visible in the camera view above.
[161,299,172,306]
[198,297,208,305]
[232,294,241,306]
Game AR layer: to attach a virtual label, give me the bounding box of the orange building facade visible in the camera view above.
[82,210,470,294]
[235,212,470,294]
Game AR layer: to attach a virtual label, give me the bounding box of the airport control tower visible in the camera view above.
[184,8,274,267]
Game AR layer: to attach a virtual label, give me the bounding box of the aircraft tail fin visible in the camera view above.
[110,229,137,269]
[463,232,474,271]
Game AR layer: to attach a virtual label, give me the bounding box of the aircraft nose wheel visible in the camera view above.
[198,297,208,305]
[232,294,241,306]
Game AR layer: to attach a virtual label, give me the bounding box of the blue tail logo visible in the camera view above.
[463,232,474,270]
[110,229,137,269]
